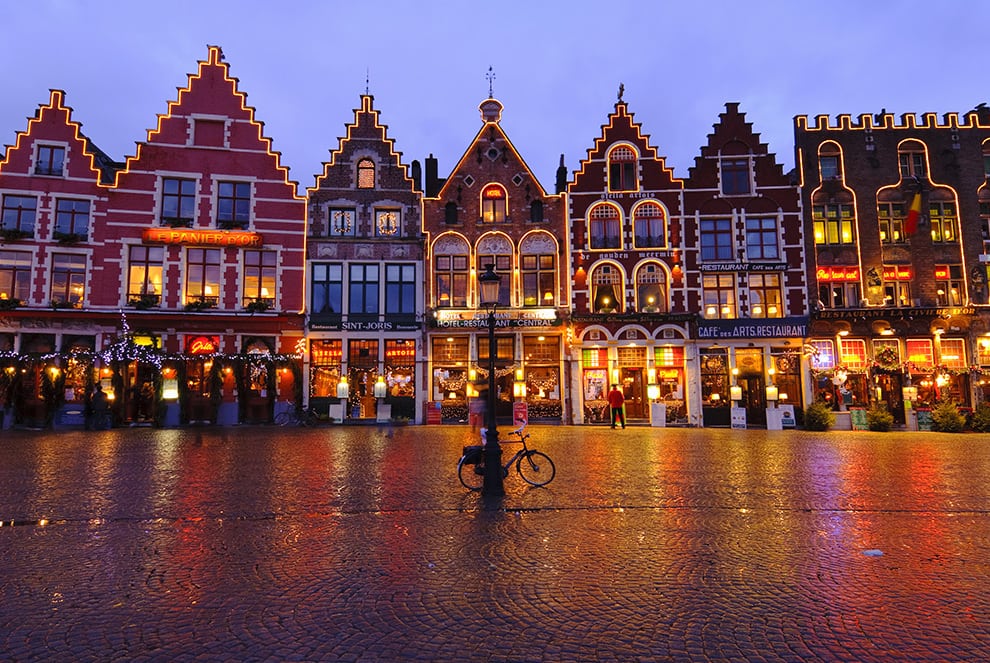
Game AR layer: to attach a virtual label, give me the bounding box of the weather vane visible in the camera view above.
[365,68,370,96]
[486,66,495,98]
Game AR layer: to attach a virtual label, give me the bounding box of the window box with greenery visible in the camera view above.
[0,297,21,310]
[129,294,160,310]
[245,299,272,313]
[0,228,32,241]
[53,231,85,244]
[184,300,215,312]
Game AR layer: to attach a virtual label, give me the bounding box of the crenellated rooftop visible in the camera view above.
[794,108,990,132]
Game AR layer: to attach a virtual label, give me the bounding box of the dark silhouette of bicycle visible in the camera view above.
[458,425,555,490]
[274,406,322,426]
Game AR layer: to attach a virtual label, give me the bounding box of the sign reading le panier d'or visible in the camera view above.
[142,228,263,248]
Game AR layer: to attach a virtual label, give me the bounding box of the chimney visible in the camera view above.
[555,154,568,194]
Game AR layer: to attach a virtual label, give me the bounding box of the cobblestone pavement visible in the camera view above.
[1,424,989,662]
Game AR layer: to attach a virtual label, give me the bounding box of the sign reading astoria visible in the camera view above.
[142,228,264,248]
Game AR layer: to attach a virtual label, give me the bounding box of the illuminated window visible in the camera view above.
[905,339,934,369]
[476,254,511,307]
[939,338,966,370]
[243,250,277,307]
[309,339,343,399]
[349,264,379,315]
[700,218,733,260]
[329,208,356,236]
[521,253,555,307]
[882,269,912,307]
[748,273,782,318]
[608,145,637,192]
[809,340,835,370]
[127,246,164,305]
[54,199,89,240]
[935,265,963,306]
[745,217,778,260]
[929,202,957,243]
[185,248,221,306]
[51,253,85,308]
[385,263,416,315]
[1,195,37,235]
[636,263,667,313]
[582,348,608,368]
[217,181,251,230]
[633,202,666,248]
[357,159,375,188]
[589,204,621,250]
[818,281,861,309]
[839,339,867,371]
[721,158,750,195]
[877,202,906,244]
[872,339,900,364]
[654,346,684,367]
[812,203,855,245]
[978,337,990,365]
[481,184,507,223]
[435,255,468,307]
[591,264,622,313]
[161,178,196,227]
[311,263,342,314]
[35,145,64,176]
[375,209,400,237]
[702,273,736,319]
[0,250,32,302]
[898,141,927,179]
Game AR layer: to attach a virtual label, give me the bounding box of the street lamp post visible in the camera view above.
[478,264,504,497]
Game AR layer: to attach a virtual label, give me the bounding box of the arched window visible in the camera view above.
[433,236,470,307]
[636,263,667,313]
[357,158,375,189]
[818,142,841,181]
[481,184,507,223]
[520,233,557,307]
[897,140,927,180]
[591,264,623,313]
[633,201,665,248]
[589,203,621,250]
[608,145,637,192]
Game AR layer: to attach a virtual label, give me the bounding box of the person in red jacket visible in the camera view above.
[606,384,625,429]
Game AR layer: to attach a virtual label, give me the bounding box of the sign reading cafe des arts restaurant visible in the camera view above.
[697,316,809,340]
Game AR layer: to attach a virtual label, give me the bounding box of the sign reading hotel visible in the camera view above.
[697,316,809,339]
[432,309,559,328]
[142,228,263,248]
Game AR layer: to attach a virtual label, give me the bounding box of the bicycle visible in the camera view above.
[458,425,556,490]
[274,406,322,426]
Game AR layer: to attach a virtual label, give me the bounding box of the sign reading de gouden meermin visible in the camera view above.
[142,228,263,248]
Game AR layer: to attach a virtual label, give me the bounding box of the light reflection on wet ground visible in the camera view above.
[1,425,989,661]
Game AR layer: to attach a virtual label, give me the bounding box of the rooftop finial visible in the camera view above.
[365,68,370,96]
[618,82,624,103]
[486,66,495,98]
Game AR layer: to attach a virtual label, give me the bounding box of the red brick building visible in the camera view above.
[0,46,306,428]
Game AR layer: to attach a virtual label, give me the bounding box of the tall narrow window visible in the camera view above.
[591,264,622,313]
[521,254,555,307]
[0,250,32,302]
[636,263,666,313]
[745,217,778,260]
[349,264,379,315]
[700,218,733,260]
[721,159,750,195]
[608,145,637,192]
[217,181,251,229]
[748,273,782,318]
[812,203,855,245]
[633,202,665,248]
[311,263,342,314]
[54,199,89,240]
[162,178,196,227]
[444,202,459,225]
[476,254,512,307]
[357,159,375,188]
[243,250,277,307]
[127,246,164,305]
[898,141,927,179]
[435,255,468,307]
[934,265,963,306]
[51,253,86,308]
[481,184,507,223]
[877,202,906,244]
[35,145,65,176]
[589,204,621,250]
[929,202,957,243]
[385,263,416,315]
[1,195,37,236]
[185,248,221,306]
[702,273,736,319]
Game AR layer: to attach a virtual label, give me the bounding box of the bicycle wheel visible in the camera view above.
[274,411,293,426]
[516,450,555,487]
[457,456,484,491]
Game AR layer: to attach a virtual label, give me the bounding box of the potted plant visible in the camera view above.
[804,401,834,431]
[866,402,894,432]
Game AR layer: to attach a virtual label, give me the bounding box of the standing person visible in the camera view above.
[91,383,110,430]
[607,384,625,429]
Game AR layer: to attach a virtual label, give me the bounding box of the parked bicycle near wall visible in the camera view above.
[457,425,556,490]
[274,406,322,427]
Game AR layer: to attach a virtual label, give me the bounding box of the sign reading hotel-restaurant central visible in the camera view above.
[142,228,264,248]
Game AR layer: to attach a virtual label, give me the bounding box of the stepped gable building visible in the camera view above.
[0,46,307,429]
[422,95,568,424]
[684,103,807,428]
[306,94,423,423]
[795,109,990,421]
[567,89,689,425]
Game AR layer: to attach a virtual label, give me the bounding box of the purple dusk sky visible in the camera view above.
[2,1,987,193]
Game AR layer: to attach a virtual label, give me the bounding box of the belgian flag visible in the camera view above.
[905,187,923,236]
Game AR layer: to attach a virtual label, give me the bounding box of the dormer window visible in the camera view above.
[898,140,927,179]
[35,145,65,177]
[357,159,375,189]
[818,142,842,180]
[721,158,751,195]
[608,145,637,192]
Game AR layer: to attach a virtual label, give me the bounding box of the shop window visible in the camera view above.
[384,340,416,403]
[700,349,729,405]
[523,335,559,363]
[589,204,621,250]
[309,340,343,399]
[590,264,622,313]
[702,273,736,319]
[654,346,684,367]
[839,339,868,371]
[905,339,935,369]
[433,336,469,363]
[939,338,966,370]
[582,348,608,368]
[872,339,901,367]
[748,273,782,318]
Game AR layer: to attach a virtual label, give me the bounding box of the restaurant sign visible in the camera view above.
[143,228,263,248]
